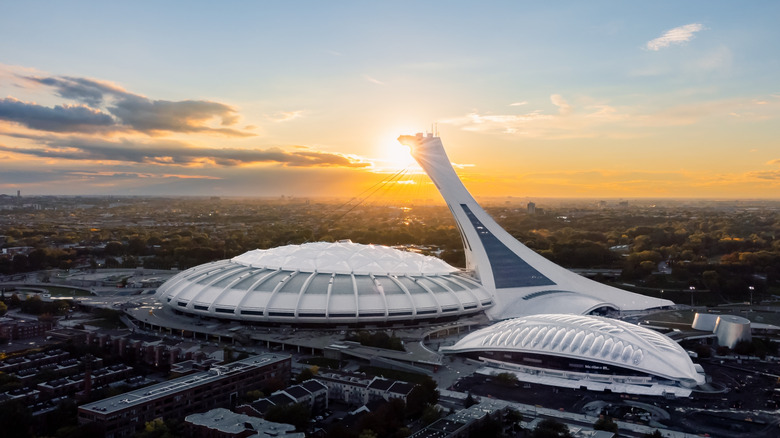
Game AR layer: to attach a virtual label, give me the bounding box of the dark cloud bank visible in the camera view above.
[1,75,250,136]
[0,136,368,168]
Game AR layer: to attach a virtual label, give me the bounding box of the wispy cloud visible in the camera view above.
[747,170,780,180]
[550,94,572,116]
[0,135,370,168]
[509,101,528,106]
[67,170,222,180]
[13,74,253,137]
[363,75,385,85]
[444,93,780,139]
[270,110,304,123]
[646,23,704,51]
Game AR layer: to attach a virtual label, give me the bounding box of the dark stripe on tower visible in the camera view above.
[460,204,555,289]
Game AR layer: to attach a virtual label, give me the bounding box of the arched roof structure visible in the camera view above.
[441,314,705,387]
[155,241,493,324]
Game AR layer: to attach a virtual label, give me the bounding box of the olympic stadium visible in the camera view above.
[154,133,673,326]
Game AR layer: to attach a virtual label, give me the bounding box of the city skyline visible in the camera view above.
[1,2,779,199]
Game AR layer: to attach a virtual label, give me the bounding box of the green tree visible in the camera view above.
[135,418,181,438]
[594,416,619,435]
[494,372,518,387]
[531,418,572,438]
[358,429,378,438]
[296,365,319,383]
[421,404,442,425]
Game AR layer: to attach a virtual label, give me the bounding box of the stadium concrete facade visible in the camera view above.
[154,133,673,326]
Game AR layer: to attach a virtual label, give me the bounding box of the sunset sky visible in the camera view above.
[1,2,779,200]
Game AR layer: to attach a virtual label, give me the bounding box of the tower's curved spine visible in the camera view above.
[398,133,673,319]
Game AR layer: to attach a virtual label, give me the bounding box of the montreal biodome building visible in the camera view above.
[155,132,674,327]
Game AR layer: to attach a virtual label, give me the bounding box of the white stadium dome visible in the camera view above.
[155,241,494,325]
[441,314,705,388]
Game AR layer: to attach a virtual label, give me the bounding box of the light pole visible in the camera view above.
[689,286,696,307]
[748,286,754,307]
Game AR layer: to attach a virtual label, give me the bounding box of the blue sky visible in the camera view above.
[1,1,779,198]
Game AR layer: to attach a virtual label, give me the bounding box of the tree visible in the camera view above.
[104,241,124,256]
[12,254,29,273]
[464,393,477,408]
[136,418,181,438]
[0,399,34,437]
[594,416,619,435]
[421,404,442,425]
[265,403,311,431]
[494,372,519,387]
[531,418,572,438]
[0,300,7,316]
[358,430,378,438]
[297,367,315,383]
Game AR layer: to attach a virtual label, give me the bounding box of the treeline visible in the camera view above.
[346,330,404,351]
[2,199,779,301]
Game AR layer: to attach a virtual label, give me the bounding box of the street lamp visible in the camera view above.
[748,286,754,307]
[689,286,696,307]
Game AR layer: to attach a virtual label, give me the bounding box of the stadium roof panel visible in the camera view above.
[441,314,705,387]
[232,241,457,276]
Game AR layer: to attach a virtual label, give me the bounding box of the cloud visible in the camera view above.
[0,97,115,132]
[363,75,385,85]
[550,94,572,115]
[646,23,704,51]
[509,101,528,106]
[747,170,780,180]
[0,135,370,168]
[444,92,780,139]
[107,94,249,136]
[25,75,125,106]
[768,159,780,166]
[67,170,222,180]
[269,110,304,123]
[18,74,252,136]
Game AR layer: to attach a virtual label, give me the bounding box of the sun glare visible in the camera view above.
[372,132,420,173]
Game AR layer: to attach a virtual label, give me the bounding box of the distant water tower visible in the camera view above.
[527,201,536,215]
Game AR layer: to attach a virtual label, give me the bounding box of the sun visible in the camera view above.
[372,131,420,173]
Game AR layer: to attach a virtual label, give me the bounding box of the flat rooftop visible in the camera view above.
[80,353,289,415]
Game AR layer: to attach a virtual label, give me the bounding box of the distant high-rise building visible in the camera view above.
[17,190,20,198]
[527,201,536,214]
